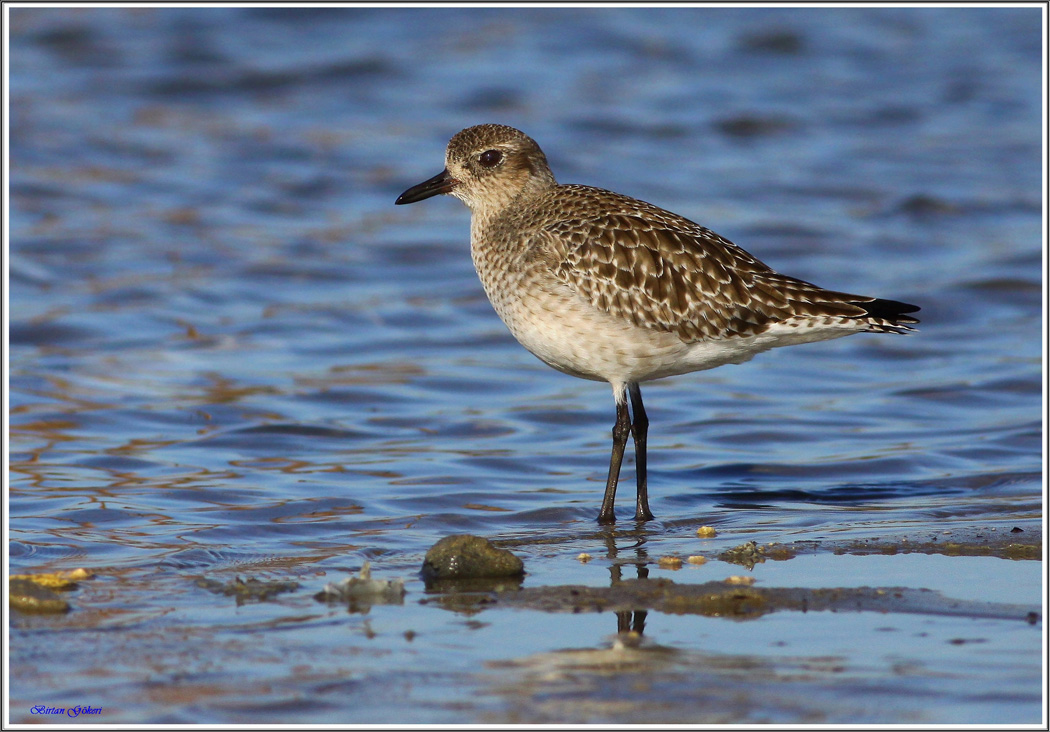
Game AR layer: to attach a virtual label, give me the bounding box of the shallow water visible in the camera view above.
[7,6,1044,725]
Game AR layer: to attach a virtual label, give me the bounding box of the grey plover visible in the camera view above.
[396,124,918,523]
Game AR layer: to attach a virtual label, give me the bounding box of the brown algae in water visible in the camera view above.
[196,576,300,605]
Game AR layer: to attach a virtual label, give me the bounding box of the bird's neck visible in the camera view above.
[469,179,553,233]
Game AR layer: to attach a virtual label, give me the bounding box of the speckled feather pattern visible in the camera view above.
[523,184,911,342]
[432,124,917,391]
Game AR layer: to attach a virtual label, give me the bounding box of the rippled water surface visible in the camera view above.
[7,6,1044,724]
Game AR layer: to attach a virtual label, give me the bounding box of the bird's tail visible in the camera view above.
[853,297,920,334]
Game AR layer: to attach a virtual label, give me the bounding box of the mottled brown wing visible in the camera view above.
[543,206,875,343]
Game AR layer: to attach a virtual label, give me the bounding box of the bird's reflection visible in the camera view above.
[602,528,650,638]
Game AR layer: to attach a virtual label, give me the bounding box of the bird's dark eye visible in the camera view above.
[478,149,503,168]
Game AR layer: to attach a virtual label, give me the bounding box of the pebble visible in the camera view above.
[9,578,70,614]
[421,534,524,580]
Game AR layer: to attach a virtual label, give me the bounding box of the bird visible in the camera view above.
[395,124,918,524]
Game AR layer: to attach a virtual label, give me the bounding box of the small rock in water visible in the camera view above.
[8,569,94,614]
[657,556,683,569]
[9,578,71,614]
[10,567,92,590]
[422,535,524,581]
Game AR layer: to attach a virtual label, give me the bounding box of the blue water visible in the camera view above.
[7,6,1043,724]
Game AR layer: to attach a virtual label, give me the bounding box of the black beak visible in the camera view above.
[395,169,458,205]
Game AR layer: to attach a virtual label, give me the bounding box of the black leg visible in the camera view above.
[628,383,654,521]
[598,397,632,523]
